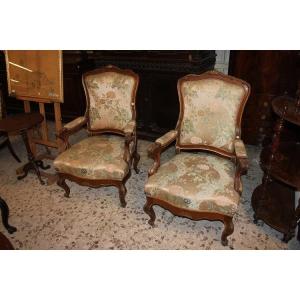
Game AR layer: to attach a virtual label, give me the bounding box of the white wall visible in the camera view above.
[215,50,230,74]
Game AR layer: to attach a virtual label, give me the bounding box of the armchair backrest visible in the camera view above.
[82,65,139,134]
[176,71,250,157]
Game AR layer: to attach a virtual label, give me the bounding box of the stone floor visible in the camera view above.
[0,126,299,250]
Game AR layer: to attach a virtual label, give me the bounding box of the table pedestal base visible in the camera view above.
[17,159,50,185]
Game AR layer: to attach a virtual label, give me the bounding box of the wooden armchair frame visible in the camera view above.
[144,71,250,245]
[56,66,140,207]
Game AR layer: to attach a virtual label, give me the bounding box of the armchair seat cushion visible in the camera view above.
[144,152,239,217]
[54,135,129,181]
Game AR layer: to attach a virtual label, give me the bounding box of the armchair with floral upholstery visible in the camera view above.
[144,71,250,245]
[0,84,21,163]
[54,66,140,207]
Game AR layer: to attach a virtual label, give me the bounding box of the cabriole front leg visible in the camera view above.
[144,197,156,226]
[221,216,234,246]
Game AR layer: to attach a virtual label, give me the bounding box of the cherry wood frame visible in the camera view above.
[144,71,250,246]
[56,65,140,207]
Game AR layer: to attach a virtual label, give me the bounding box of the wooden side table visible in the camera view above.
[0,112,50,185]
[251,95,300,242]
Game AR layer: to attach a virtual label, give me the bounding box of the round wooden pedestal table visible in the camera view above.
[251,95,300,242]
[0,112,50,185]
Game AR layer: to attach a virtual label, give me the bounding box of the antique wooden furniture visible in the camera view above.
[229,50,300,145]
[54,65,140,207]
[1,51,216,141]
[5,50,64,155]
[0,196,16,234]
[0,232,14,250]
[252,94,300,242]
[144,71,251,246]
[0,84,21,162]
[0,112,50,185]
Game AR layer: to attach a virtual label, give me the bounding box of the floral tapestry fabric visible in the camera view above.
[145,152,240,216]
[179,78,246,153]
[54,134,129,180]
[84,71,135,132]
[156,130,178,147]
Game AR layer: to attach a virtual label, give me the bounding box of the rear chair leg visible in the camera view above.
[144,198,156,226]
[133,151,140,174]
[57,176,70,198]
[221,217,234,246]
[118,183,127,208]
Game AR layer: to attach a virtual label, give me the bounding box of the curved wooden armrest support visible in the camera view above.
[147,143,162,176]
[57,116,87,151]
[234,139,249,194]
[147,130,178,177]
[234,157,249,195]
[123,132,135,164]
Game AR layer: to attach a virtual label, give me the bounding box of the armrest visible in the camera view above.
[147,130,178,176]
[234,139,249,194]
[124,120,136,135]
[155,130,178,148]
[58,116,87,150]
[234,139,247,159]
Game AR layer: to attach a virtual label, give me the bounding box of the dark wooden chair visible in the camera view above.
[144,71,251,246]
[0,85,21,163]
[54,65,140,207]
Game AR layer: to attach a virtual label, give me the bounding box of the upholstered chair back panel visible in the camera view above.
[84,71,136,132]
[178,76,248,153]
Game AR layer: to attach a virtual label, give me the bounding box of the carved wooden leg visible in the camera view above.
[0,197,17,234]
[143,197,156,226]
[118,183,127,208]
[133,151,140,174]
[221,217,234,246]
[57,176,70,198]
[6,138,21,163]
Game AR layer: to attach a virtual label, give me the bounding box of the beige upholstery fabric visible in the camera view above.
[54,135,129,180]
[145,152,239,216]
[124,120,136,135]
[84,71,135,132]
[156,130,178,147]
[179,78,246,153]
[64,116,87,131]
[234,139,247,158]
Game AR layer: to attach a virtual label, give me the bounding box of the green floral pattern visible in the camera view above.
[85,72,135,131]
[145,152,239,216]
[54,135,129,180]
[179,78,246,153]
